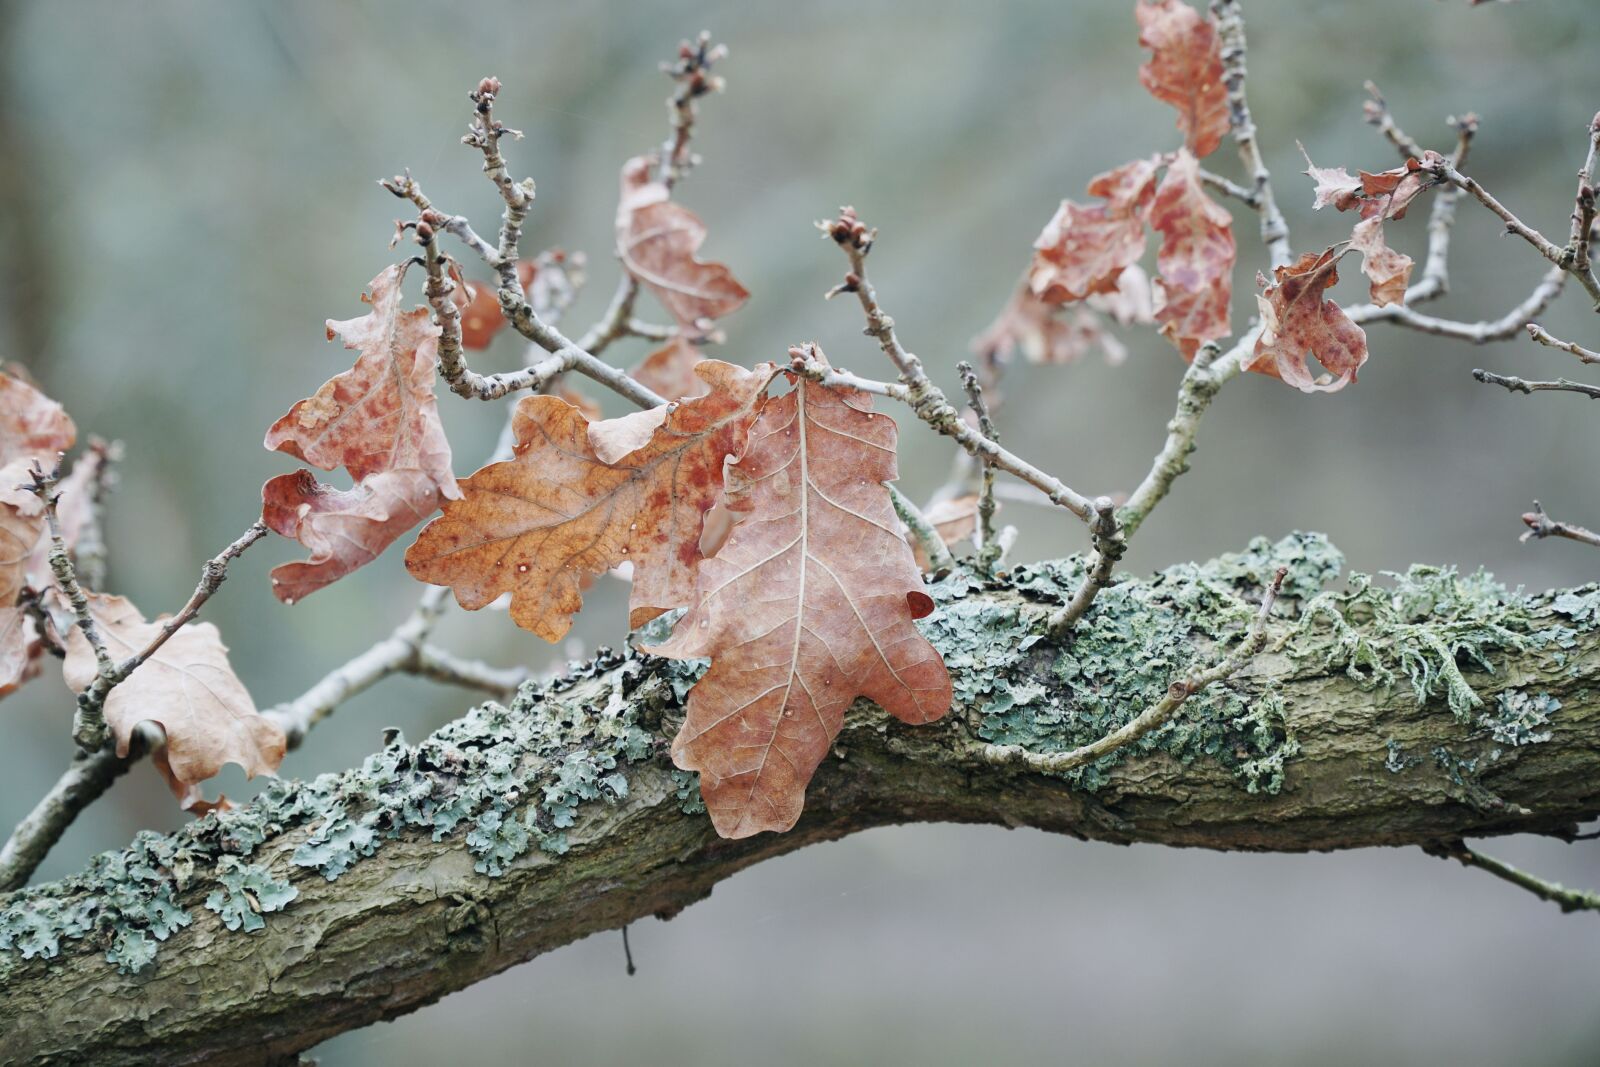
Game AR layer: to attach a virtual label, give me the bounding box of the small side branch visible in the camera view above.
[888,484,954,575]
[1520,501,1600,550]
[1119,340,1230,538]
[1211,0,1291,267]
[1426,839,1600,915]
[1350,266,1564,342]
[984,567,1286,775]
[1046,497,1125,639]
[1528,323,1600,366]
[956,361,1001,569]
[1472,368,1600,401]
[0,744,135,892]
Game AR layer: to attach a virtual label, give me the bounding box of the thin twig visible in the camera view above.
[658,31,727,190]
[1211,1,1292,268]
[888,484,954,575]
[1472,368,1600,400]
[1046,497,1125,639]
[27,462,112,751]
[0,744,135,892]
[1363,81,1427,161]
[1528,322,1600,366]
[1119,339,1229,538]
[462,76,535,291]
[1350,266,1565,341]
[816,209,1096,524]
[983,567,1287,775]
[1569,112,1600,280]
[1520,500,1600,549]
[956,361,1001,569]
[1425,839,1600,915]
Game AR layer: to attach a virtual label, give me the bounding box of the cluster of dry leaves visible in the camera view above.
[0,370,283,810]
[5,1,1450,840]
[978,0,1439,393]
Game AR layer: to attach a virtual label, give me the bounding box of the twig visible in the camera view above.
[816,209,1096,524]
[64,439,119,592]
[1569,112,1600,280]
[1118,339,1229,538]
[1046,497,1125,639]
[1427,158,1600,309]
[983,567,1286,775]
[658,31,727,190]
[1528,322,1600,366]
[0,744,134,892]
[1520,500,1600,549]
[1211,1,1291,267]
[1425,839,1600,915]
[27,462,112,751]
[462,76,534,291]
[1363,81,1427,161]
[1350,266,1565,341]
[1472,368,1600,400]
[956,361,1001,569]
[888,484,954,575]
[1197,167,1259,207]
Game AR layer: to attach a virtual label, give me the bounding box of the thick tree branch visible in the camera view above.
[6,540,1599,1064]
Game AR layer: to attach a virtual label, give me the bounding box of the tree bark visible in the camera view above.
[3,537,1598,1065]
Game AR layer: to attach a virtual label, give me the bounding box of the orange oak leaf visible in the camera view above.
[0,368,75,468]
[649,364,953,838]
[1136,0,1230,159]
[262,264,459,602]
[1249,248,1369,392]
[1301,146,1441,221]
[406,358,776,642]
[1349,216,1413,308]
[1031,158,1160,304]
[62,593,284,804]
[630,336,712,401]
[617,157,749,330]
[1149,148,1236,357]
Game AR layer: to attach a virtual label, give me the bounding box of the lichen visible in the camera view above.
[1291,564,1530,721]
[929,532,1326,793]
[1478,689,1558,747]
[204,857,298,933]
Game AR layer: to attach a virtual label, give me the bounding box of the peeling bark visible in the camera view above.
[3,536,1598,1066]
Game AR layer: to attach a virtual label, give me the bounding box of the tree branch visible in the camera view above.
[1472,368,1600,401]
[1211,0,1291,268]
[1520,500,1600,549]
[5,541,1599,1064]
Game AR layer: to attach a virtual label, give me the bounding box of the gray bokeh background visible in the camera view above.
[2,1,1598,1063]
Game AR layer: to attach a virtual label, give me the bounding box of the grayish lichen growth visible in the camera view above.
[927,532,1327,793]
[204,857,298,933]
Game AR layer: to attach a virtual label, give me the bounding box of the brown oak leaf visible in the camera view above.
[262,264,459,602]
[1249,248,1369,392]
[649,363,952,838]
[630,336,713,401]
[63,593,284,803]
[0,458,45,694]
[1136,0,1230,159]
[0,368,75,468]
[1149,148,1236,357]
[617,157,749,330]
[406,358,776,642]
[1348,216,1413,308]
[1031,158,1160,304]
[1301,145,1441,221]
[971,284,1134,368]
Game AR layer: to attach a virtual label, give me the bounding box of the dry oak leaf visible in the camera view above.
[1031,157,1160,304]
[1136,0,1230,160]
[1250,248,1369,393]
[262,264,460,603]
[649,367,952,839]
[1149,148,1236,357]
[406,358,776,643]
[1348,216,1413,308]
[617,156,749,330]
[971,284,1131,368]
[0,458,45,695]
[1301,145,1441,221]
[63,593,284,803]
[0,368,75,468]
[630,336,713,401]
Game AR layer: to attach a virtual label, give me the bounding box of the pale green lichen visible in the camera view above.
[1479,689,1558,747]
[929,532,1327,793]
[204,857,298,933]
[1291,565,1530,721]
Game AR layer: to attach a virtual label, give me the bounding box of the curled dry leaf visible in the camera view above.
[650,361,952,838]
[262,264,460,603]
[406,359,776,642]
[1301,145,1440,221]
[1031,158,1159,304]
[1148,148,1236,357]
[1250,248,1369,392]
[1136,0,1229,160]
[0,369,75,468]
[62,593,284,805]
[630,336,712,401]
[617,157,749,330]
[1348,216,1413,308]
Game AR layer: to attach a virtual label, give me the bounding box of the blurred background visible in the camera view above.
[2,0,1598,1063]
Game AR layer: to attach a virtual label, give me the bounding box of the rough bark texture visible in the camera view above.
[4,533,1599,1066]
